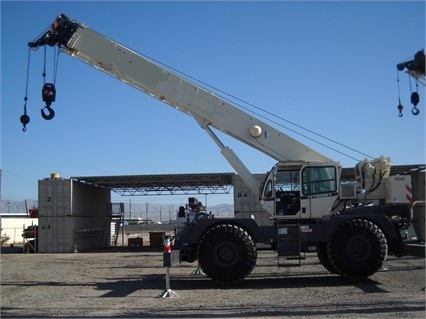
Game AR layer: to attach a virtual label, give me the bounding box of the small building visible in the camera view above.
[37,176,111,253]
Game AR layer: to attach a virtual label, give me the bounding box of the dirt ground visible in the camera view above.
[1,243,425,319]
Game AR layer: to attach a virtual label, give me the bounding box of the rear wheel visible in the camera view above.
[198,223,257,283]
[327,219,387,278]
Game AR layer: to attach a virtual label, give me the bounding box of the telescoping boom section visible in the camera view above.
[29,14,333,163]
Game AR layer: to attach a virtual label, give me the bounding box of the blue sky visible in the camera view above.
[1,1,425,206]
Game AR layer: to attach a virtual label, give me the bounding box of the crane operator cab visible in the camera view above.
[260,161,340,219]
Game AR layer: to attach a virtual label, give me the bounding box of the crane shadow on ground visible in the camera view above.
[96,272,387,298]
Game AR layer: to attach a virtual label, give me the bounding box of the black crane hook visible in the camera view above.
[411,106,420,116]
[41,105,55,120]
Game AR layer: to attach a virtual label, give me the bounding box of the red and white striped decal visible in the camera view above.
[406,183,413,203]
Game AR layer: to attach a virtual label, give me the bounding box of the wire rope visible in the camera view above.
[142,53,373,162]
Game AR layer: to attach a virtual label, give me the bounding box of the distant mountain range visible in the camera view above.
[0,200,39,215]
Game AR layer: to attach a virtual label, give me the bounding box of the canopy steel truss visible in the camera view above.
[72,172,234,196]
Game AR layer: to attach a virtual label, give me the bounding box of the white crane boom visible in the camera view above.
[29,14,335,167]
[28,14,338,195]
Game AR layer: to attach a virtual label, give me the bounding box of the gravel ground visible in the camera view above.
[1,244,425,319]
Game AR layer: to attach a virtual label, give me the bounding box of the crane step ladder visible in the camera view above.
[277,223,305,267]
[108,203,124,247]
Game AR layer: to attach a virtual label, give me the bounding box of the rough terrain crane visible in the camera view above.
[26,14,424,283]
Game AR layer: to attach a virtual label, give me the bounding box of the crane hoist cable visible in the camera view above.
[40,45,59,120]
[396,70,404,117]
[19,48,32,132]
[21,40,61,131]
[21,41,373,162]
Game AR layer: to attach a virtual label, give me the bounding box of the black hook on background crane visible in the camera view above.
[397,100,404,117]
[410,92,420,116]
[396,49,425,117]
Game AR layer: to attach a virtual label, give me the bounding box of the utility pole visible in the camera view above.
[129,199,132,223]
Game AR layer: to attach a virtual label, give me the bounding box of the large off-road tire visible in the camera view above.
[317,241,338,274]
[197,223,257,283]
[327,218,388,278]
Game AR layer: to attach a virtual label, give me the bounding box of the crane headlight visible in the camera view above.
[250,125,262,138]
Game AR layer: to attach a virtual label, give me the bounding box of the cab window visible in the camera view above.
[275,170,300,193]
[263,180,273,198]
[302,166,336,195]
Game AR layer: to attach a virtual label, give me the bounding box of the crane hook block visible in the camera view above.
[411,92,420,107]
[41,83,56,120]
[41,105,55,120]
[397,102,404,117]
[42,83,56,105]
[20,113,30,131]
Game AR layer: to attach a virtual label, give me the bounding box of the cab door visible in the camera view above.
[300,165,339,219]
[260,164,306,218]
[260,170,276,215]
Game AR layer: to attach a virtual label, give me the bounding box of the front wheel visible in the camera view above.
[327,218,388,278]
[198,223,257,283]
[317,241,338,274]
